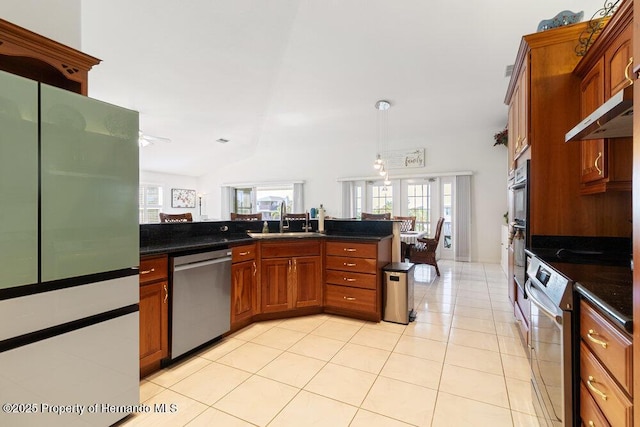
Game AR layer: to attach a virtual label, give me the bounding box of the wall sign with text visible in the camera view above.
[381,148,425,169]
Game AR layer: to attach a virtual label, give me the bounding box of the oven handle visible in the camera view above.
[525,279,562,325]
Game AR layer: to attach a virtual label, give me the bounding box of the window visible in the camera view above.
[139,184,163,223]
[256,186,293,219]
[223,182,303,219]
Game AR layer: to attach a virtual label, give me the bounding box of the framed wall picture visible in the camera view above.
[171,188,196,208]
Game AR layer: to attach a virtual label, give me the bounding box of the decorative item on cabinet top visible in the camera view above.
[575,0,620,56]
[537,10,584,32]
[494,126,508,147]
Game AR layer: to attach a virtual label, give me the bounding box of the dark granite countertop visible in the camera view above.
[140,220,394,256]
[527,243,632,334]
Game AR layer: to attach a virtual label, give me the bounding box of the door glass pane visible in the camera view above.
[371,184,392,214]
[442,182,453,248]
[0,71,38,288]
[235,188,253,214]
[407,183,430,232]
[41,84,139,281]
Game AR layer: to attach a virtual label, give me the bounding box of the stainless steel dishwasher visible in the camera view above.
[170,248,231,359]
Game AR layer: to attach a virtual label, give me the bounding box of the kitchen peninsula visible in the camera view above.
[139,219,394,376]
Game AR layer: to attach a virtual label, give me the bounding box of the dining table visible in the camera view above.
[400,231,426,260]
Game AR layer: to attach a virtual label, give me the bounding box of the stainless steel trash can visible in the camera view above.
[383,262,416,324]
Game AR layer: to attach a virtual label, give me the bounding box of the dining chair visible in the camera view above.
[361,212,391,220]
[159,213,193,223]
[283,213,308,220]
[408,217,445,276]
[230,213,263,221]
[393,216,416,232]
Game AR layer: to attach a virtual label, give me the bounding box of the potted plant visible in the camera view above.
[494,127,508,147]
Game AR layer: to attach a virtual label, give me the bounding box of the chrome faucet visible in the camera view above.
[279,201,289,233]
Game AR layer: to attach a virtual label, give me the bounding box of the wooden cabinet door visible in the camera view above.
[261,258,291,313]
[605,23,633,97]
[580,59,606,184]
[231,260,256,325]
[139,280,168,372]
[293,256,322,308]
[508,90,518,173]
[515,62,528,156]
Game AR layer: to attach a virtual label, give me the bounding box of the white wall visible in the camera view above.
[0,0,81,49]
[140,171,204,219]
[198,117,510,263]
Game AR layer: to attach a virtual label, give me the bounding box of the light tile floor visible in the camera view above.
[118,261,542,427]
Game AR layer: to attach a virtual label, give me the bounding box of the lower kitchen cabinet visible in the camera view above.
[231,243,258,329]
[260,240,322,313]
[139,254,169,377]
[323,238,391,321]
[579,299,633,426]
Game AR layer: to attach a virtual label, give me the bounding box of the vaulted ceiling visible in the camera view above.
[80,0,605,176]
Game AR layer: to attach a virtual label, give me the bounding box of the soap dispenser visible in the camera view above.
[262,221,269,233]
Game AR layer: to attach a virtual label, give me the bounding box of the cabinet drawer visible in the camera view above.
[261,240,320,258]
[232,243,256,263]
[324,284,376,313]
[326,270,376,290]
[139,255,168,284]
[325,255,377,274]
[326,241,377,258]
[580,342,633,427]
[580,381,611,427]
[580,300,632,394]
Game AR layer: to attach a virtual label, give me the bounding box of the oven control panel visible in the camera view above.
[527,256,572,310]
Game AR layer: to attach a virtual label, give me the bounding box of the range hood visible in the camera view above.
[565,85,633,142]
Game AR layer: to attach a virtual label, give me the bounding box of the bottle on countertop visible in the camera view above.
[262,221,269,233]
[318,204,325,233]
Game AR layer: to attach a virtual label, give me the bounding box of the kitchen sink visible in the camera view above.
[248,232,322,239]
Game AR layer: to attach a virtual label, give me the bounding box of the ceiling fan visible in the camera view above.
[138,131,171,147]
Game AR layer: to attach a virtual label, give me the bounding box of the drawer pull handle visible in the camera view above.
[344,248,357,252]
[140,268,155,275]
[588,421,595,427]
[587,329,608,348]
[239,251,251,256]
[344,262,357,267]
[163,284,168,304]
[343,277,356,282]
[587,376,607,401]
[343,296,356,301]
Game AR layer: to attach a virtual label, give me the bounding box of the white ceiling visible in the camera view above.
[79,0,605,177]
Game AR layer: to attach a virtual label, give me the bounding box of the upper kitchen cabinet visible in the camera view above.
[0,18,100,95]
[0,71,38,289]
[504,22,589,175]
[505,19,632,238]
[507,62,528,172]
[572,2,633,194]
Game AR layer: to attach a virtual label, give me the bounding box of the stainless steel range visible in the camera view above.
[526,256,575,427]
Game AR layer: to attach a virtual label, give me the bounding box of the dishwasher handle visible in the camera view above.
[174,256,231,272]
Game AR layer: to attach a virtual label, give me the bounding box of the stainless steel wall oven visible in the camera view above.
[510,160,530,290]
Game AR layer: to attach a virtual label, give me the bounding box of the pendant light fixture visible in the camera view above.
[373,100,391,184]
